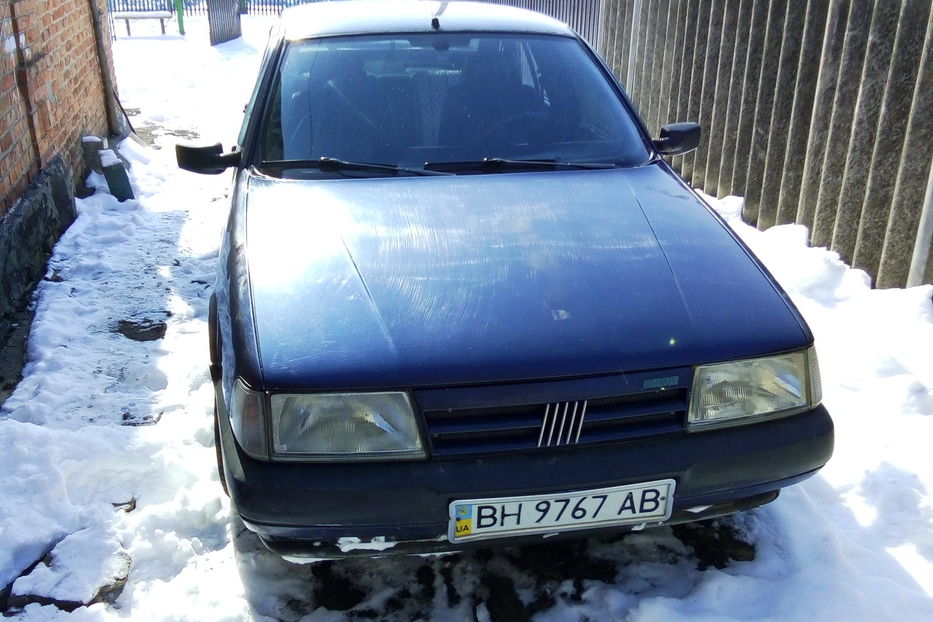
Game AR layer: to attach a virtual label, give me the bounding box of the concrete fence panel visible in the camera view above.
[774,0,829,227]
[590,0,932,288]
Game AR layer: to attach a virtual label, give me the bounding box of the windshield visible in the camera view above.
[255,33,651,176]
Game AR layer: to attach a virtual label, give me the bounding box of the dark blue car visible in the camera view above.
[177,1,833,559]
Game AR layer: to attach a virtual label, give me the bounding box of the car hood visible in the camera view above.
[244,165,808,390]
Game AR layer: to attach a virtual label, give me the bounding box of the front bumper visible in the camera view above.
[218,399,833,557]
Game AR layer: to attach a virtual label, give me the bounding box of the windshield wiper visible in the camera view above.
[260,157,453,177]
[423,157,619,173]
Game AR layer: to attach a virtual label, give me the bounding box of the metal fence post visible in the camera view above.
[174,0,185,35]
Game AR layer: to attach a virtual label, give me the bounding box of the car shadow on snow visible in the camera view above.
[230,514,756,622]
[227,471,933,622]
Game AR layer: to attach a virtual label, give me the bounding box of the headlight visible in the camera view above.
[230,379,268,459]
[688,347,822,430]
[270,392,425,460]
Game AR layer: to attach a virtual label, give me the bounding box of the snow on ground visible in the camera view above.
[1,14,932,622]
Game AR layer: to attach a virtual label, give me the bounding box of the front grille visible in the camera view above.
[422,389,688,456]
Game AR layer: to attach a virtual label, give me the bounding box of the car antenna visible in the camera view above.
[432,1,449,30]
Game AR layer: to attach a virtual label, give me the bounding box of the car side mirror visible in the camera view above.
[654,122,701,156]
[176,143,241,175]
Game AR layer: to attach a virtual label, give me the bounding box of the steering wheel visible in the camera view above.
[478,110,550,145]
[325,81,382,135]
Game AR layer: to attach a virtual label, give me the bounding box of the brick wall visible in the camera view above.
[0,0,116,217]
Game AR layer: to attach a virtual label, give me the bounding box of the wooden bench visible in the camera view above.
[112,8,173,36]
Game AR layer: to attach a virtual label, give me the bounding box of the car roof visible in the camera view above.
[281,0,574,41]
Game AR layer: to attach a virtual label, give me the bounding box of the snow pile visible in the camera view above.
[0,130,232,617]
[98,150,121,169]
[0,15,930,622]
[11,528,130,607]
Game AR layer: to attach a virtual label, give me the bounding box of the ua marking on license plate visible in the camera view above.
[454,503,474,537]
[448,479,676,543]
